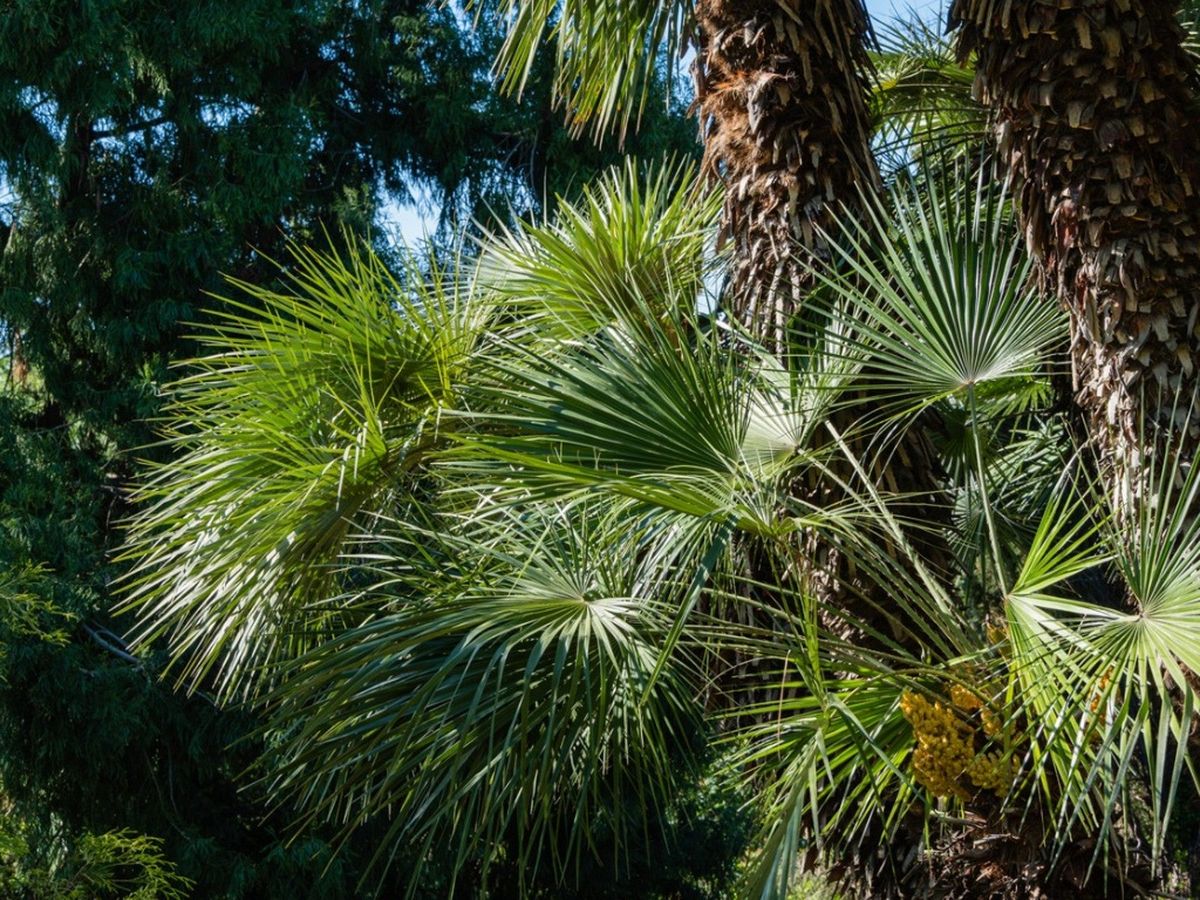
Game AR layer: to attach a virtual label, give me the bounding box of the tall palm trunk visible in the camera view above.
[692,9,953,892]
[691,0,946,559]
[951,0,1200,513]
[693,0,880,349]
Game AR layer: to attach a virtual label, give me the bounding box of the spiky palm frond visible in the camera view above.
[813,164,1066,421]
[1005,434,1200,879]
[480,158,721,338]
[482,0,690,140]
[119,241,490,699]
[263,501,708,893]
[870,17,984,168]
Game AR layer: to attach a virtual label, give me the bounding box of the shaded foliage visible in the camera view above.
[0,1,698,895]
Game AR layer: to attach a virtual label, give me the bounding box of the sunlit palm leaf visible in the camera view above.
[484,0,690,139]
[263,501,707,892]
[1006,437,1200,875]
[119,241,489,699]
[870,17,984,169]
[480,158,721,337]
[811,163,1066,419]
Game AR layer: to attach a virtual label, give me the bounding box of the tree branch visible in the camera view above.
[82,621,144,668]
[92,115,171,140]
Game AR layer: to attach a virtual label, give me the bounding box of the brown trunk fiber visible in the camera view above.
[693,0,880,350]
[951,0,1200,512]
[692,7,956,893]
[691,0,948,587]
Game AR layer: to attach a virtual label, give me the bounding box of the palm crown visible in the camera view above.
[118,154,1200,896]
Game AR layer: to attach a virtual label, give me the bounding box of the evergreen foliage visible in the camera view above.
[0,1,698,894]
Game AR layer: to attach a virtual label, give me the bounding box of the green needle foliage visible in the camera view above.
[0,823,193,899]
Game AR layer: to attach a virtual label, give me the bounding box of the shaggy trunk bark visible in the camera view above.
[691,0,947,592]
[693,6,953,894]
[939,5,1199,894]
[951,0,1200,514]
[693,0,880,350]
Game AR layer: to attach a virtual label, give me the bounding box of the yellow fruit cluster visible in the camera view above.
[901,683,1013,801]
[949,682,982,711]
[980,705,1002,739]
[900,691,974,801]
[966,751,1013,794]
[949,681,1003,737]
[1088,667,1114,714]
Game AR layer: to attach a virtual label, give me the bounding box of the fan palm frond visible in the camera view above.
[811,164,1066,420]
[483,0,690,140]
[119,240,489,699]
[1005,430,1200,876]
[263,499,709,893]
[480,157,721,338]
[870,16,984,168]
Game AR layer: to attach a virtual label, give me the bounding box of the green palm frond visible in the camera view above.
[119,239,490,699]
[1005,437,1200,876]
[455,304,863,541]
[732,676,917,899]
[945,418,1072,598]
[810,164,1066,420]
[870,17,984,167]
[803,162,1066,594]
[262,500,707,892]
[480,158,721,338]
[482,0,690,140]
[707,527,975,895]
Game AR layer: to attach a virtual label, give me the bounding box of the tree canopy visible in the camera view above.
[0,2,696,895]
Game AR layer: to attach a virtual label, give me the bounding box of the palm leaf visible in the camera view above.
[481,0,690,140]
[261,500,707,892]
[119,239,489,699]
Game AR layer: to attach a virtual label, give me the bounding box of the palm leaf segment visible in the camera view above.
[1006,439,1200,876]
[120,243,489,698]
[485,0,690,139]
[266,502,705,891]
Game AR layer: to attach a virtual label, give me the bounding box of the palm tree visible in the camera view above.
[488,0,879,349]
[948,0,1200,515]
[488,0,956,736]
[118,160,1200,898]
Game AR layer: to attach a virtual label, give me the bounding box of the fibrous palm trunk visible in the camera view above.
[951,0,1200,513]
[693,0,880,350]
[691,0,947,595]
[943,5,1200,892]
[692,6,952,894]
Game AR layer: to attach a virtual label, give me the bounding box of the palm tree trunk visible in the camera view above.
[693,11,957,891]
[951,0,1200,513]
[693,0,880,349]
[692,0,948,550]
